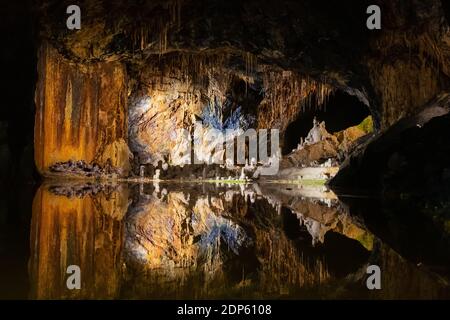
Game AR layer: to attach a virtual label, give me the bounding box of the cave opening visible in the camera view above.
[282,90,371,155]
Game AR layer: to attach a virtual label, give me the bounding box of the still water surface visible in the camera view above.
[1,180,449,299]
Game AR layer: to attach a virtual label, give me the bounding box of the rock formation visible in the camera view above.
[34,43,131,177]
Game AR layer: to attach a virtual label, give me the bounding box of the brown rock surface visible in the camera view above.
[34,42,130,176]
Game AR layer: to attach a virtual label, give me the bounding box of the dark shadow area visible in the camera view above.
[0,1,38,182]
[338,195,450,275]
[224,76,263,121]
[331,112,450,196]
[0,0,38,299]
[440,0,450,25]
[0,184,36,299]
[320,231,370,278]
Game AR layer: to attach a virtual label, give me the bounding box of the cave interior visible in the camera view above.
[0,0,450,300]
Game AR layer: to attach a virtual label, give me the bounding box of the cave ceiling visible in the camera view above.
[36,0,450,129]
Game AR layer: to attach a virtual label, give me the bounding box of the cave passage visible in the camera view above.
[282,91,371,155]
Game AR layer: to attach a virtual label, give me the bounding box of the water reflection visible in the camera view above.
[30,183,128,299]
[29,181,450,299]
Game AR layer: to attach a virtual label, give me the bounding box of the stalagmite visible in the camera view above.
[226,158,234,169]
[153,169,161,181]
[250,157,257,168]
[239,167,247,180]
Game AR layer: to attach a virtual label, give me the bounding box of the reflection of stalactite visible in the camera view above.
[256,229,330,291]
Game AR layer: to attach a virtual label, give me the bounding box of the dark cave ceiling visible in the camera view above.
[36,0,450,129]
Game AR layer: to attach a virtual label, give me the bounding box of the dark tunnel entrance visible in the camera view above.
[282,90,371,155]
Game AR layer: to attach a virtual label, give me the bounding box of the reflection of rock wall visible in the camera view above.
[258,184,373,250]
[225,194,334,295]
[26,180,449,299]
[124,191,252,297]
[126,192,198,268]
[123,187,371,298]
[29,184,129,299]
[257,230,330,293]
[34,42,130,176]
[368,244,449,299]
[34,181,448,298]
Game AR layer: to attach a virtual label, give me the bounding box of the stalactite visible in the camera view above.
[244,52,256,80]
[367,28,447,128]
[258,70,334,131]
[125,0,184,54]
[137,51,233,99]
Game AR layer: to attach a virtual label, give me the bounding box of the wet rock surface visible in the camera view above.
[281,117,372,169]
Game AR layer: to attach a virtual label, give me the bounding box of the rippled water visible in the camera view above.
[1,180,449,299]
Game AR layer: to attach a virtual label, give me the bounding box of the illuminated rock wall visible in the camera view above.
[127,53,334,167]
[128,53,248,166]
[34,42,130,176]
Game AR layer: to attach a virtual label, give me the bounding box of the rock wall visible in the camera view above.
[128,53,239,166]
[34,42,130,176]
[365,1,450,128]
[127,52,334,168]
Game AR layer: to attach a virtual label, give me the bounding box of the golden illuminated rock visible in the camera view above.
[34,42,130,176]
